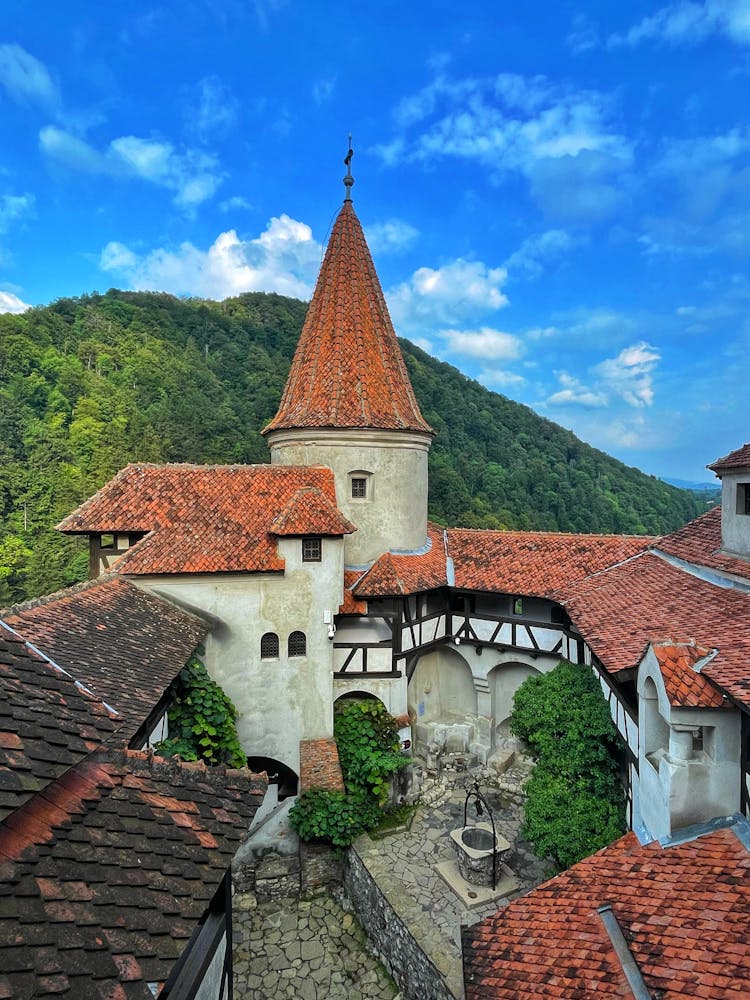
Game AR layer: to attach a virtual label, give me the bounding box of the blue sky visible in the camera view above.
[2,1,749,482]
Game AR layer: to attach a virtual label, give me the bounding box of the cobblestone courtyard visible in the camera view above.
[233,755,549,999]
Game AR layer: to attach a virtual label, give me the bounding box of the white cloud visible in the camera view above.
[546,372,608,408]
[185,75,238,139]
[0,43,58,108]
[0,290,31,313]
[609,0,750,48]
[375,72,631,224]
[365,219,419,254]
[478,369,526,389]
[39,127,223,207]
[0,193,35,234]
[504,228,577,279]
[386,258,509,335]
[100,214,320,299]
[595,341,661,407]
[219,195,253,213]
[442,327,523,361]
[312,76,337,104]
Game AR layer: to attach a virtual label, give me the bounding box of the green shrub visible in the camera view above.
[510,660,626,870]
[288,788,381,847]
[157,655,247,768]
[521,769,625,870]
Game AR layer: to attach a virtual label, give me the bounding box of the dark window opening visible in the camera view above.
[551,605,570,627]
[302,536,322,562]
[288,631,306,657]
[100,533,115,549]
[351,477,367,499]
[738,483,750,516]
[245,757,299,799]
[260,632,279,658]
[513,597,524,615]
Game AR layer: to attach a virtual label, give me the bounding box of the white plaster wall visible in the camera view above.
[408,647,477,724]
[267,428,431,564]
[638,649,742,839]
[131,536,344,777]
[488,662,541,733]
[333,676,408,718]
[719,473,750,556]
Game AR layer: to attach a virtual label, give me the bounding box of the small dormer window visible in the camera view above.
[737,483,750,515]
[302,537,321,562]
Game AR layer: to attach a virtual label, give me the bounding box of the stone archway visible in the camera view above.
[488,661,541,746]
[407,646,477,725]
[245,756,299,799]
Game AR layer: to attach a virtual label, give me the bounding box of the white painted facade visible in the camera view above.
[131,534,346,777]
[266,427,431,565]
[717,470,750,557]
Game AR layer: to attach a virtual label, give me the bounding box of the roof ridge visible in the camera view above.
[1,572,121,617]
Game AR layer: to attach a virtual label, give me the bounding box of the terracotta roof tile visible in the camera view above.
[449,528,652,596]
[340,571,368,614]
[655,506,750,582]
[558,552,750,708]
[4,577,207,736]
[269,487,356,536]
[0,749,266,998]
[652,639,726,709]
[263,201,432,435]
[56,463,346,575]
[708,442,750,473]
[353,523,448,597]
[0,624,118,823]
[299,739,344,793]
[463,823,750,999]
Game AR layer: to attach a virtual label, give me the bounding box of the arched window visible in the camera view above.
[288,631,306,657]
[260,632,279,659]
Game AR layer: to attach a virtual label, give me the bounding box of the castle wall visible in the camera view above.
[130,536,345,777]
[719,473,750,557]
[267,428,431,564]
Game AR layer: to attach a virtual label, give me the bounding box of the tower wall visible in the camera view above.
[268,427,430,565]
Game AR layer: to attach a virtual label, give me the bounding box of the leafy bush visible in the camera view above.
[289,788,381,847]
[521,770,625,871]
[289,698,408,848]
[157,655,247,768]
[511,660,626,869]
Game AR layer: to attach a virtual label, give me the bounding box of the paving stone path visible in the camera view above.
[358,758,551,950]
[233,893,399,1000]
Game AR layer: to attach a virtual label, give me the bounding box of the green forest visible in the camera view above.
[0,289,706,605]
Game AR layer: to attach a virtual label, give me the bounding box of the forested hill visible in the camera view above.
[0,289,704,603]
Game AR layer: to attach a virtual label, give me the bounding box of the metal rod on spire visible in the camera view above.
[343,134,354,202]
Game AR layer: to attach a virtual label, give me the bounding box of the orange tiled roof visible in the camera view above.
[270,487,356,536]
[558,552,750,707]
[5,576,208,734]
[651,639,726,709]
[655,505,750,582]
[463,824,750,999]
[340,571,368,614]
[449,528,651,596]
[708,442,750,473]
[299,738,344,793]
[353,523,448,597]
[263,201,433,435]
[56,463,347,575]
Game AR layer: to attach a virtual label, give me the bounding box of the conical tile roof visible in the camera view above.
[263,201,432,435]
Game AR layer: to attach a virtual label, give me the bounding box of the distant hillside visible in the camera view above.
[0,290,704,603]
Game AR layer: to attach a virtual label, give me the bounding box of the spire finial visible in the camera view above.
[343,134,354,202]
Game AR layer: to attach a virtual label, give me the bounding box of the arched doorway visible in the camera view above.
[245,756,299,799]
[407,646,477,725]
[488,661,540,745]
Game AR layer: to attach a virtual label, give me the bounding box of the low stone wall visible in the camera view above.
[300,841,342,893]
[343,839,463,1000]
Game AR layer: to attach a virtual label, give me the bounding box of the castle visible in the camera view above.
[35,174,750,846]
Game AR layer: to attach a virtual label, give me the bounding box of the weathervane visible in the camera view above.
[343,134,354,201]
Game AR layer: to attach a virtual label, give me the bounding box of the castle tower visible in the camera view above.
[263,149,433,565]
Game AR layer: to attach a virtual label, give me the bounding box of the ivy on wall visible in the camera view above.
[289,698,407,847]
[157,655,247,769]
